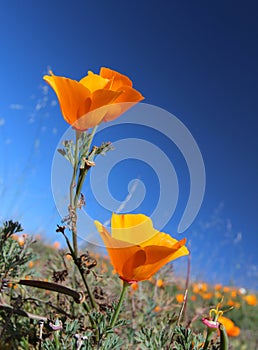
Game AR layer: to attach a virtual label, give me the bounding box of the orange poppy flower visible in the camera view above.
[153,305,161,312]
[244,294,257,306]
[192,282,208,294]
[231,290,237,298]
[43,67,144,130]
[28,261,34,268]
[175,293,185,303]
[214,284,222,291]
[131,282,139,291]
[156,279,164,288]
[94,213,189,283]
[223,286,231,293]
[53,241,61,250]
[218,316,240,337]
[201,292,213,300]
[227,299,241,308]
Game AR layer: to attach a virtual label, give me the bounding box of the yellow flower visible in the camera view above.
[218,316,240,337]
[205,298,240,337]
[95,213,189,283]
[44,67,144,130]
[202,298,240,339]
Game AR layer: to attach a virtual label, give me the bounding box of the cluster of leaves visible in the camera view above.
[134,321,205,349]
[0,221,34,280]
[57,132,113,168]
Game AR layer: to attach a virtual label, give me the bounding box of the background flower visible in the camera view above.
[218,316,240,337]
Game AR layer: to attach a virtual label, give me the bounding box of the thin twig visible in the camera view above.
[0,303,48,321]
[177,252,191,325]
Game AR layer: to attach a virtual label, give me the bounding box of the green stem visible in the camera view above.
[203,328,214,350]
[219,324,229,350]
[69,126,99,312]
[73,125,98,206]
[110,281,129,328]
[70,131,80,258]
[86,125,98,157]
[82,301,98,331]
[74,167,89,208]
[53,321,61,349]
[70,131,80,205]
[73,126,98,310]
[54,228,93,314]
[77,263,97,309]
[177,253,190,326]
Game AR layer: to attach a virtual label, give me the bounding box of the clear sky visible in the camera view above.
[0,0,258,289]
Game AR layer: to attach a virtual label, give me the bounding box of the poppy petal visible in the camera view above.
[100,67,133,89]
[103,87,144,123]
[218,316,240,337]
[114,86,144,103]
[121,249,147,281]
[72,90,124,130]
[43,73,91,125]
[129,242,188,281]
[79,71,109,93]
[94,220,142,279]
[90,89,123,111]
[111,213,158,244]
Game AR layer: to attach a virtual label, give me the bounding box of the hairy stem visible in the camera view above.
[110,280,129,328]
[76,262,97,309]
[70,131,80,258]
[74,125,98,206]
[219,324,229,350]
[203,328,214,350]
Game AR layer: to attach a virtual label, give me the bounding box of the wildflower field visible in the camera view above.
[0,226,257,349]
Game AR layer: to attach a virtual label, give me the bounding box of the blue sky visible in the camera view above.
[0,0,258,289]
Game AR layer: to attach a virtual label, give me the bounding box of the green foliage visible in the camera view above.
[134,317,205,349]
[57,131,113,168]
[0,220,34,279]
[172,325,205,350]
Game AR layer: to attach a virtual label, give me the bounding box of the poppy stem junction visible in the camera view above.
[70,131,80,258]
[74,126,98,208]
